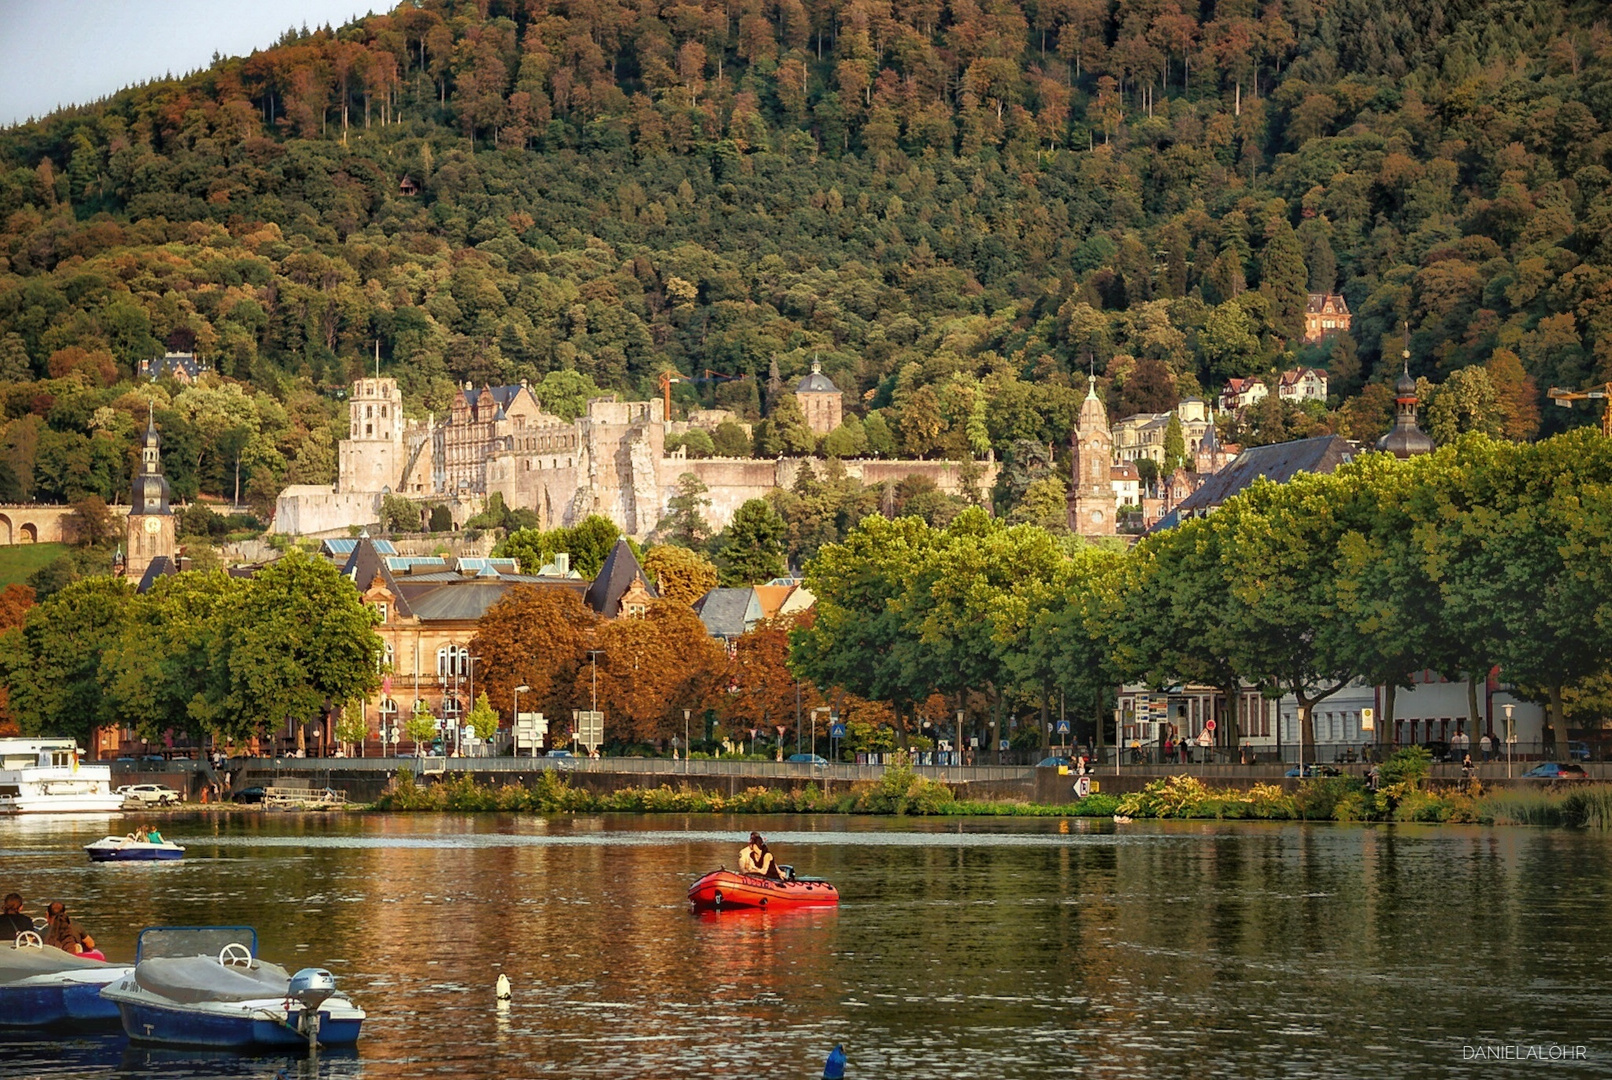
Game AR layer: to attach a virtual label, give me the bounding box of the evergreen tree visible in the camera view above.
[717,499,788,585]
[1259,219,1310,343]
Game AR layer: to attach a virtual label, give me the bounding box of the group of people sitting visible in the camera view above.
[124,825,163,844]
[2,892,97,955]
[739,832,785,880]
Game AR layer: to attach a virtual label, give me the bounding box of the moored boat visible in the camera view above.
[0,934,131,1027]
[100,926,364,1049]
[688,868,840,911]
[0,739,121,814]
[84,837,186,862]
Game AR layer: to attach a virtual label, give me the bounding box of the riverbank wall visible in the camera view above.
[109,757,1598,808]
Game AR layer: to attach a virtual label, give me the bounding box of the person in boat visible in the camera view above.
[42,901,94,955]
[126,826,149,843]
[145,825,163,844]
[2,893,32,940]
[739,832,784,880]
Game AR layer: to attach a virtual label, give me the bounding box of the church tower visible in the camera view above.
[1067,375,1117,536]
[126,412,175,582]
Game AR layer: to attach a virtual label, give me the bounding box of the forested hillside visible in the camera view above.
[0,0,1608,513]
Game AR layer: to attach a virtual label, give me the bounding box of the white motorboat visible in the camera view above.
[0,739,122,814]
[100,927,365,1049]
[84,836,185,862]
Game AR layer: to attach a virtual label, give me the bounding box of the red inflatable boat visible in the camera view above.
[687,869,839,911]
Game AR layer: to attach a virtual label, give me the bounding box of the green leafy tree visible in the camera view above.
[467,690,499,745]
[4,576,134,744]
[218,549,383,742]
[406,698,438,752]
[716,499,788,585]
[660,472,712,546]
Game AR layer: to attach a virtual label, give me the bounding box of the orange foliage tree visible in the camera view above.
[0,584,33,735]
[469,586,597,725]
[719,614,820,747]
[583,602,725,745]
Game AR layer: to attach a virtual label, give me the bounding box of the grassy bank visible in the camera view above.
[371,765,1123,818]
[0,542,65,587]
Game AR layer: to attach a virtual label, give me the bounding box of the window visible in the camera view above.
[372,602,389,624]
[366,405,373,418]
[442,696,463,720]
[380,698,398,724]
[436,645,471,679]
[381,643,394,672]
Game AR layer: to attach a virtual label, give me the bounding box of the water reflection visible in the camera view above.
[1,814,1609,1078]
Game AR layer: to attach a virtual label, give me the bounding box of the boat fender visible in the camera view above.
[496,973,511,1008]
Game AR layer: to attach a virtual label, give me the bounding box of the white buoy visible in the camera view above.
[495,973,511,1006]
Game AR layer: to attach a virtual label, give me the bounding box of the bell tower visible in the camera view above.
[126,410,175,582]
[1067,375,1116,536]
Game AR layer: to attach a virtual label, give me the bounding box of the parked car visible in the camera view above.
[1521,763,1588,780]
[1284,764,1342,778]
[546,750,573,758]
[117,783,180,806]
[786,753,828,765]
[229,786,267,804]
[1569,741,1592,761]
[1036,756,1072,769]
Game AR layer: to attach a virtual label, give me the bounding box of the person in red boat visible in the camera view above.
[739,832,783,879]
[43,901,94,955]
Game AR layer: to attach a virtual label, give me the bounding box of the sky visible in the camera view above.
[0,0,380,127]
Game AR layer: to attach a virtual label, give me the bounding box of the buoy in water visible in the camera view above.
[823,1043,846,1079]
[495,973,511,1004]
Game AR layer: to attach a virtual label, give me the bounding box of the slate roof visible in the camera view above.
[584,537,658,617]
[136,556,180,594]
[1171,435,1356,519]
[693,588,755,639]
[796,360,839,393]
[340,535,415,618]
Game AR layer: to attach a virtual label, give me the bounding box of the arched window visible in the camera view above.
[436,645,471,680]
[441,696,463,720]
[380,699,398,725]
[380,643,395,673]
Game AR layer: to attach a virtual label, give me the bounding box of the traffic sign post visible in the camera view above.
[513,712,547,757]
[575,710,604,754]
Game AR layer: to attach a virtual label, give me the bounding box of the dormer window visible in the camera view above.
[372,602,388,623]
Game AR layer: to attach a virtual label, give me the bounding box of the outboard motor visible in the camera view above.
[288,968,337,1050]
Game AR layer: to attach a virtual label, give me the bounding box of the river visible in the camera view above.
[1,812,1608,1078]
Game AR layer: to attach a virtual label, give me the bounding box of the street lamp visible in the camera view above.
[513,684,531,757]
[587,651,604,714]
[810,706,831,761]
[684,708,691,774]
[1503,702,1515,779]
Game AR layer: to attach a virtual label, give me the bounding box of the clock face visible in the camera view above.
[144,516,161,534]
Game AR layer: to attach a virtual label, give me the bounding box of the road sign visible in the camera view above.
[830,723,846,738]
[513,712,547,754]
[1205,719,1216,732]
[1056,720,1071,735]
[1360,707,1375,732]
[1075,775,1092,799]
[575,710,604,751]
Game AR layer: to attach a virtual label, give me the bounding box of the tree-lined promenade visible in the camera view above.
[4,430,1612,758]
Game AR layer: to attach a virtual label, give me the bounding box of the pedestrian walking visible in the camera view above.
[1479,732,1492,762]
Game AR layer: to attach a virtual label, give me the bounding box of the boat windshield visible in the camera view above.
[136,926,257,962]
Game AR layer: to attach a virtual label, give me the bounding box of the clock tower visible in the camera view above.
[126,411,175,583]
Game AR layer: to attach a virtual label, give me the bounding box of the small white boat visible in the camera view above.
[0,934,131,1027]
[100,927,364,1049]
[84,836,185,862]
[0,739,121,814]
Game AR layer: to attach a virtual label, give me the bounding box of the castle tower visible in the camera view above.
[794,359,843,436]
[338,377,404,493]
[126,411,175,583]
[1067,375,1116,536]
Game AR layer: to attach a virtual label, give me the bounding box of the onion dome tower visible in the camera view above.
[1375,351,1435,459]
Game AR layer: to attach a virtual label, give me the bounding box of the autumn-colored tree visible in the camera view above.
[643,545,718,605]
[720,615,819,745]
[585,601,725,744]
[470,585,598,722]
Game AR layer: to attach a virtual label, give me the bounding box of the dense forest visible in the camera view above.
[0,0,1609,515]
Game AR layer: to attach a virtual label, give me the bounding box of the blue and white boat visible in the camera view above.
[0,934,131,1026]
[83,836,185,862]
[99,927,364,1049]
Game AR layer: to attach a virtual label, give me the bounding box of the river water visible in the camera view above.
[1,812,1608,1079]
